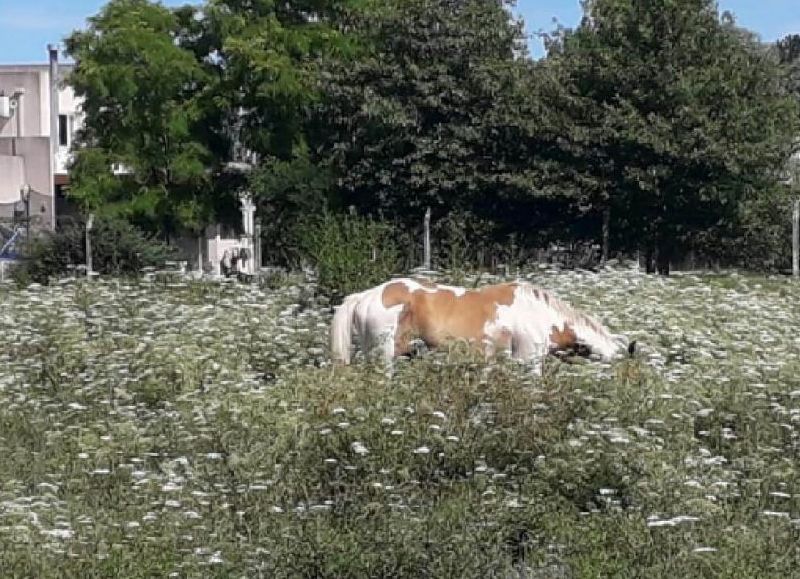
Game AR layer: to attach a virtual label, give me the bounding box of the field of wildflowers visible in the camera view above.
[1,267,799,577]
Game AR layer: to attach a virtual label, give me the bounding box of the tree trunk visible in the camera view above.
[423,207,431,270]
[793,197,799,278]
[656,250,671,275]
[601,206,610,264]
[644,241,656,274]
[656,232,671,276]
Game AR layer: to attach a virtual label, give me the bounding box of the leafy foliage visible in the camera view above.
[3,271,800,575]
[197,0,366,239]
[65,0,800,275]
[314,0,535,224]
[540,0,799,273]
[248,154,336,265]
[65,0,217,233]
[13,216,176,285]
[295,211,400,297]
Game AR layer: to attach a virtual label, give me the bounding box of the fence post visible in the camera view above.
[423,207,431,270]
[85,213,94,277]
[793,197,799,278]
[197,234,204,274]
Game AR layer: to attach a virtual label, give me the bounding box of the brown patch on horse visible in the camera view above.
[394,306,416,357]
[386,281,518,356]
[382,282,413,308]
[549,323,578,352]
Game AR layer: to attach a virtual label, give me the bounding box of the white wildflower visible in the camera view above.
[351,441,369,455]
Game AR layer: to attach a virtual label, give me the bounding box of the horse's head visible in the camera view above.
[550,325,634,362]
[609,334,636,356]
[549,324,591,359]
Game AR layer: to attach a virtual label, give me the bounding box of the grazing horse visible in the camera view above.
[331,278,630,369]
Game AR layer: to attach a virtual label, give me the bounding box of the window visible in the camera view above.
[58,114,68,146]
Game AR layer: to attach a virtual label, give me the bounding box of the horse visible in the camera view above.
[330,277,631,370]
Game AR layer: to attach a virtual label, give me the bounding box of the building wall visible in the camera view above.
[56,79,81,175]
[0,137,53,225]
[0,62,77,229]
[0,155,25,205]
[0,67,47,137]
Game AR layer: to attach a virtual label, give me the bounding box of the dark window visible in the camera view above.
[58,114,68,146]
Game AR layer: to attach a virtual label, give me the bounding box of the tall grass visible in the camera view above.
[0,270,798,577]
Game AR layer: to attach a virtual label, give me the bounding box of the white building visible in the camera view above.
[0,46,80,229]
[1,46,258,274]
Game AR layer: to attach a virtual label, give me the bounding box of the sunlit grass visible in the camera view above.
[0,267,798,577]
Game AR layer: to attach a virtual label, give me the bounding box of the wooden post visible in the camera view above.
[423,207,431,271]
[197,234,203,274]
[85,213,94,277]
[793,197,799,278]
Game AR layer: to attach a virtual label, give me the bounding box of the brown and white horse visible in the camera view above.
[331,278,630,370]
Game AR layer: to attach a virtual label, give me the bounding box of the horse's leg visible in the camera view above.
[393,308,415,359]
[512,332,548,376]
[366,327,399,379]
[494,328,513,359]
[530,348,548,376]
[380,330,396,363]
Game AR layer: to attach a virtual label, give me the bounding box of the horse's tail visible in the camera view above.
[331,293,361,365]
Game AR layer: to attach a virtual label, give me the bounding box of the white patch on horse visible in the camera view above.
[436,284,467,297]
[353,282,404,361]
[401,279,467,297]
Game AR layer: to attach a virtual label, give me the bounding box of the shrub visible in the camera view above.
[13,216,176,284]
[296,211,401,297]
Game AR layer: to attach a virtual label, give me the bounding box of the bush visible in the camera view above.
[296,211,401,297]
[689,186,793,273]
[13,216,176,284]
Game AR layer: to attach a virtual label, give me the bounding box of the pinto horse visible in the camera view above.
[331,278,630,369]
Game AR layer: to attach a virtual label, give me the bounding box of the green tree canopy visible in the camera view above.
[66,0,363,237]
[543,0,799,272]
[65,0,215,234]
[314,0,534,228]
[65,0,800,273]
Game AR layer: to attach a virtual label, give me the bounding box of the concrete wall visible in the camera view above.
[0,63,77,229]
[0,137,53,225]
[0,67,46,137]
[56,78,80,175]
[0,155,25,204]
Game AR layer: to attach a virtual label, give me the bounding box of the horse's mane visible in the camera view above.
[516,282,609,337]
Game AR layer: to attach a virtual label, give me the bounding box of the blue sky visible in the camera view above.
[515,0,800,58]
[0,0,797,63]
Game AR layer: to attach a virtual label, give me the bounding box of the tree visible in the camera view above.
[776,34,800,94]
[66,0,363,241]
[544,0,800,273]
[188,0,366,254]
[314,0,538,235]
[65,0,218,237]
[776,33,800,185]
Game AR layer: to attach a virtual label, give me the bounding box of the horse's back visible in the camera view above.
[401,281,518,347]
